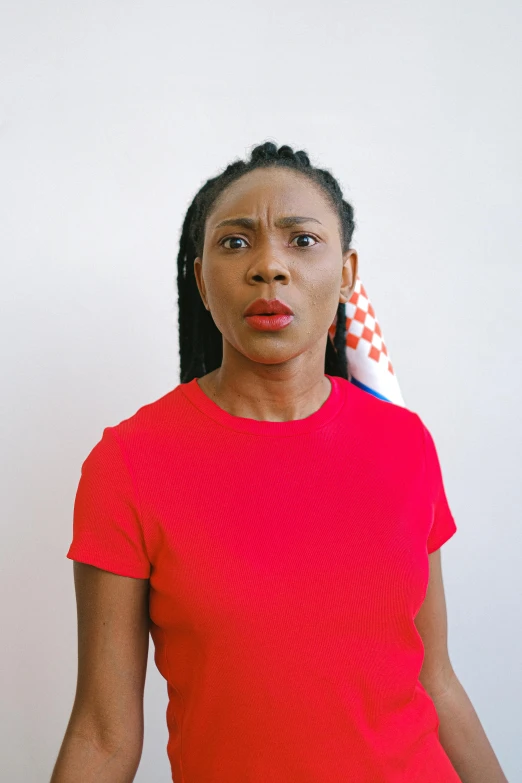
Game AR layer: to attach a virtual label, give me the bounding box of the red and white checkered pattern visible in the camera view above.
[328,276,405,407]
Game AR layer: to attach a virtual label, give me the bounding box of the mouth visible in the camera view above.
[244,313,294,332]
[243,298,294,317]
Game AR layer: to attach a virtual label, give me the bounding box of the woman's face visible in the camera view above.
[193,166,358,368]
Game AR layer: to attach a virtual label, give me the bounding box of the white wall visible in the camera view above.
[1,1,520,780]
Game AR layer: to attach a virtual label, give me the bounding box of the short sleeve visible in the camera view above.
[66,426,151,579]
[418,417,458,554]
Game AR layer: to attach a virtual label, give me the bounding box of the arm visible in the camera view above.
[416,549,508,782]
[431,673,509,783]
[50,562,150,783]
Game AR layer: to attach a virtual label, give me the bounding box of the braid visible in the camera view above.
[176,141,356,383]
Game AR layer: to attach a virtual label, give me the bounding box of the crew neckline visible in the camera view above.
[179,373,347,436]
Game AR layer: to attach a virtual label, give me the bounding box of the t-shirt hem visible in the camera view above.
[66,550,150,579]
[427,515,457,553]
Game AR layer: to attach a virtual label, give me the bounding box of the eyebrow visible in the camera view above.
[213,215,323,231]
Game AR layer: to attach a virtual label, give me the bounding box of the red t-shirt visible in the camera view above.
[67,373,460,782]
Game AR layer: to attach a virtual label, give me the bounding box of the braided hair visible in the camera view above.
[176,141,357,383]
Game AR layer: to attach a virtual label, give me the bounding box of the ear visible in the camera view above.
[339,249,358,304]
[193,257,210,311]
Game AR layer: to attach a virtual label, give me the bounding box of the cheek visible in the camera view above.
[204,268,243,330]
[305,273,341,319]
[205,267,237,307]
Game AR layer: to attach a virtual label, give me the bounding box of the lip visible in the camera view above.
[244,314,294,331]
[243,297,294,316]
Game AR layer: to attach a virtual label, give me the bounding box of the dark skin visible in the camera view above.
[194,166,359,421]
[51,564,149,781]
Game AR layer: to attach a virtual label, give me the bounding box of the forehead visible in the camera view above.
[208,167,335,227]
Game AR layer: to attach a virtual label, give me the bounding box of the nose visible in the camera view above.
[247,251,290,285]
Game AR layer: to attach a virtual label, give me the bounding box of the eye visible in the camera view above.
[219,233,319,250]
[290,233,319,248]
[220,236,248,250]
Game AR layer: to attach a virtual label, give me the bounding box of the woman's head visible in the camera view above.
[177,142,358,383]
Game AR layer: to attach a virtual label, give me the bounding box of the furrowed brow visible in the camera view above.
[213,216,323,231]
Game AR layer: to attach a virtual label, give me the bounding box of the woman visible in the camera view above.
[54,142,506,782]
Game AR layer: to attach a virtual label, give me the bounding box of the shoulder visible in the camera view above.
[102,384,191,457]
[342,376,421,436]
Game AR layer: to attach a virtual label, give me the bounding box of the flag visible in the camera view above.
[328,276,405,407]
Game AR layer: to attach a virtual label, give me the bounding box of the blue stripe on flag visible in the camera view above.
[349,377,391,402]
